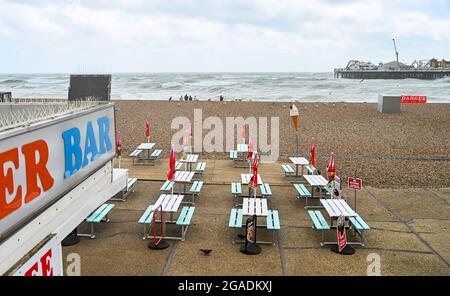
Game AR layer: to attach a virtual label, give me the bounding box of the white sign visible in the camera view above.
[0,105,116,240]
[12,235,63,276]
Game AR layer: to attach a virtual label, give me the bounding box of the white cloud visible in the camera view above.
[0,0,448,72]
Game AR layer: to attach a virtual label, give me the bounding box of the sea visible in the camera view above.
[1,72,449,103]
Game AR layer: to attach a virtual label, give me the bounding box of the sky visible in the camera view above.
[0,0,449,73]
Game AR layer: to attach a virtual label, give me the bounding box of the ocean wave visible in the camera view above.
[2,79,27,84]
[161,82,183,89]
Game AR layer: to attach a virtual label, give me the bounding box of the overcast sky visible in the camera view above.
[0,0,449,73]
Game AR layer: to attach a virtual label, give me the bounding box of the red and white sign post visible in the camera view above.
[348,177,363,211]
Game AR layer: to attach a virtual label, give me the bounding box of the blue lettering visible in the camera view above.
[97,116,112,154]
[62,128,82,179]
[82,121,99,168]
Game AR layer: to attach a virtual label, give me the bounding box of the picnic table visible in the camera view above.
[242,198,268,217]
[174,170,195,194]
[318,199,369,246]
[320,199,356,220]
[152,194,184,240]
[241,173,263,197]
[179,154,199,171]
[137,142,156,159]
[289,157,309,176]
[237,144,249,153]
[301,174,329,209]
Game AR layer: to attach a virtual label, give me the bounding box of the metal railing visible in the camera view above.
[0,99,107,132]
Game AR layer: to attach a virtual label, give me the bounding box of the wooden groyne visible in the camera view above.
[334,69,450,80]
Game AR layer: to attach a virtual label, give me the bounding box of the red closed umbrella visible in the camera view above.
[145,119,151,142]
[327,152,336,182]
[116,132,122,157]
[249,153,259,190]
[167,146,176,181]
[247,136,254,161]
[310,137,315,167]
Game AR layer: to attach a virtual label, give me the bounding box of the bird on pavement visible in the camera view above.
[199,249,212,256]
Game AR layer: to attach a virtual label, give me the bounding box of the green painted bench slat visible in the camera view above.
[129,149,142,157]
[228,208,243,228]
[230,150,238,159]
[160,180,174,192]
[306,165,316,174]
[350,215,370,230]
[308,210,329,230]
[281,164,294,174]
[87,204,114,223]
[260,183,272,196]
[190,181,204,193]
[176,206,195,226]
[151,149,162,157]
[127,178,138,191]
[267,210,281,230]
[294,183,311,198]
[196,162,206,172]
[231,182,242,195]
[138,205,155,224]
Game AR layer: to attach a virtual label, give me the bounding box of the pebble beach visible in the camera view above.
[114,100,450,188]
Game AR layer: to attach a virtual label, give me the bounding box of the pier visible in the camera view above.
[334,69,450,80]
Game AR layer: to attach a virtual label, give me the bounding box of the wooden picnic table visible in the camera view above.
[289,157,309,176]
[137,142,156,159]
[237,144,249,153]
[179,154,199,171]
[174,171,195,194]
[151,194,184,241]
[304,174,328,197]
[320,199,356,219]
[242,198,268,217]
[241,173,263,185]
[241,173,263,197]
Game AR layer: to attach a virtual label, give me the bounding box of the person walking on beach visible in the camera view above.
[184,94,188,101]
[180,95,183,101]
[169,96,172,101]
[220,95,224,101]
[189,95,192,101]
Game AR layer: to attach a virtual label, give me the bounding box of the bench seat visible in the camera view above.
[306,164,316,175]
[175,161,183,171]
[195,162,206,174]
[229,150,238,160]
[308,210,330,246]
[176,206,196,241]
[231,182,242,197]
[293,183,311,198]
[129,149,142,157]
[150,149,162,159]
[138,204,155,239]
[281,164,295,176]
[228,208,243,228]
[80,204,115,239]
[127,177,138,192]
[189,181,204,194]
[259,183,272,198]
[266,210,280,230]
[160,180,174,192]
[349,215,370,231]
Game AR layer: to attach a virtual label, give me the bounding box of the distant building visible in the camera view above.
[430,58,450,69]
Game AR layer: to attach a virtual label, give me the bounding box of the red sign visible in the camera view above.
[348,177,362,191]
[401,95,427,104]
[337,216,347,252]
